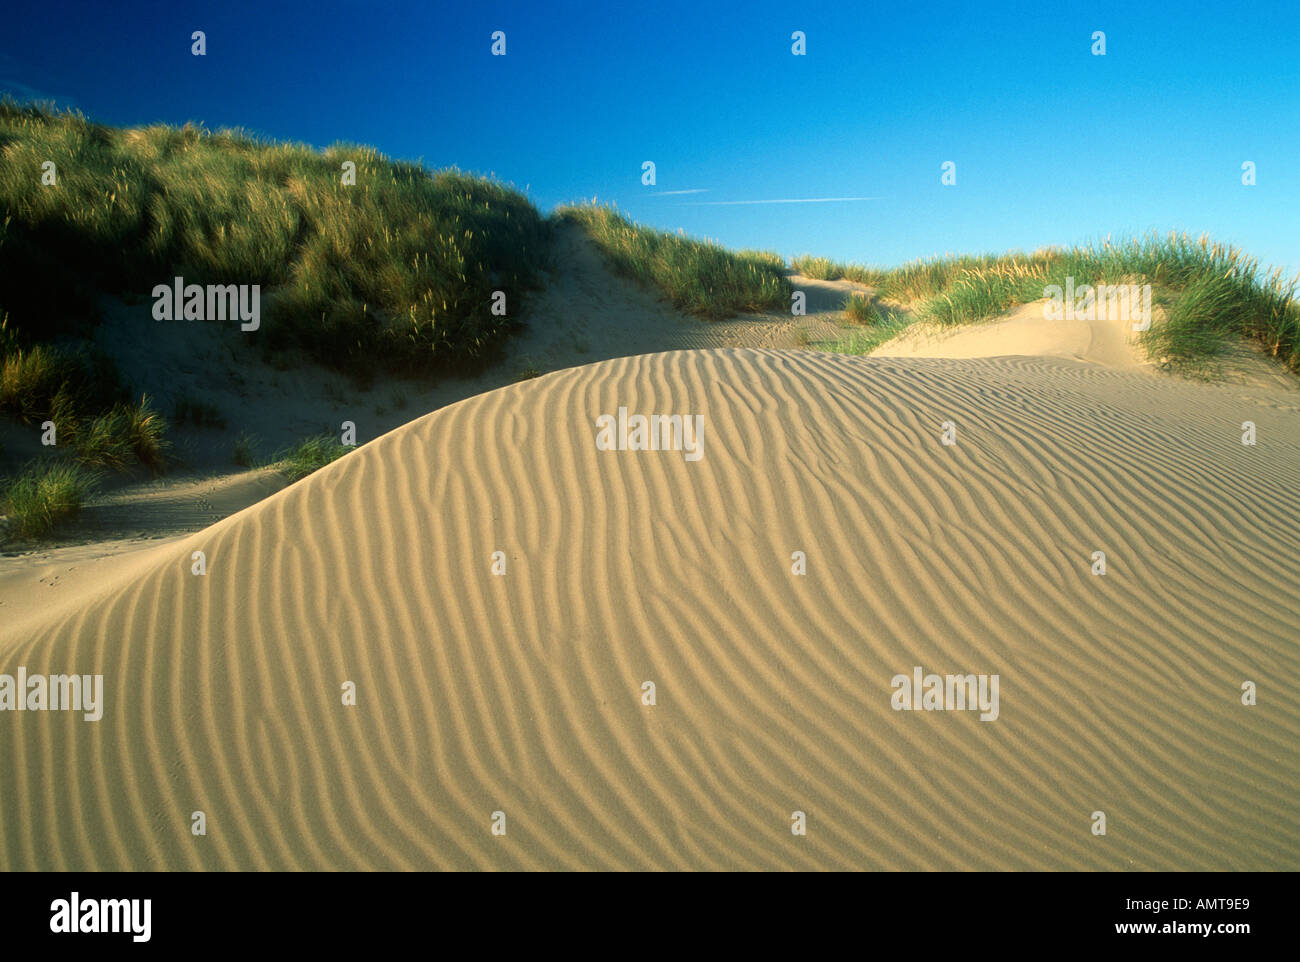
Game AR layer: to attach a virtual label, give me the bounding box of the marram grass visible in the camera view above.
[802,234,1300,374]
[2,459,99,539]
[558,203,791,320]
[0,100,552,378]
[275,434,352,483]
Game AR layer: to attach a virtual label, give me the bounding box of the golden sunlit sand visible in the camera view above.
[2,346,1297,869]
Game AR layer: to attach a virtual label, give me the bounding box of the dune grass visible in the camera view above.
[792,253,889,287]
[275,434,352,482]
[122,394,170,472]
[171,395,227,429]
[71,407,133,471]
[1,459,99,538]
[0,323,126,426]
[817,294,910,355]
[232,432,259,468]
[791,255,843,281]
[0,100,552,379]
[57,395,169,474]
[5,100,1294,386]
[0,320,170,475]
[794,250,1057,300]
[815,324,911,357]
[513,364,544,381]
[843,292,887,326]
[800,235,1300,374]
[558,203,791,319]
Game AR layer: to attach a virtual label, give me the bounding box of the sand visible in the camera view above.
[2,346,1297,870]
[871,300,1152,371]
[0,222,848,560]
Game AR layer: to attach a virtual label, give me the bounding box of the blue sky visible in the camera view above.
[3,0,1298,275]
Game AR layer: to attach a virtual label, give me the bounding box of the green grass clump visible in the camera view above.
[0,343,70,421]
[1138,261,1296,373]
[843,293,887,325]
[815,297,909,355]
[792,255,836,280]
[558,203,791,319]
[0,333,125,426]
[0,99,552,378]
[73,407,133,471]
[741,249,788,273]
[232,432,259,468]
[815,315,911,356]
[868,254,1021,302]
[2,459,99,538]
[275,434,351,482]
[917,258,1050,327]
[171,395,227,429]
[821,233,1300,375]
[791,254,884,286]
[70,395,169,474]
[123,395,170,472]
[793,250,1061,300]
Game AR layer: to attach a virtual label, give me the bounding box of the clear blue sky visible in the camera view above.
[3,0,1297,275]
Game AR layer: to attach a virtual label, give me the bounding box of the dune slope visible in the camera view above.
[1,348,1297,870]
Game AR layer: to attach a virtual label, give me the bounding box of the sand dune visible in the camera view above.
[2,348,1298,870]
[872,300,1151,371]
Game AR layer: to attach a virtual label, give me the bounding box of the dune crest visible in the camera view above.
[2,348,1297,870]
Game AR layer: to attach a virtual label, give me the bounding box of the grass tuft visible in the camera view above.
[843,293,887,326]
[275,434,352,482]
[171,395,227,429]
[815,314,910,356]
[792,255,837,280]
[2,459,99,539]
[70,395,169,474]
[124,395,170,472]
[232,432,259,468]
[73,408,133,471]
[0,338,125,425]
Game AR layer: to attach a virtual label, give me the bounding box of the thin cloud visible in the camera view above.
[0,79,78,109]
[648,188,710,196]
[684,196,879,206]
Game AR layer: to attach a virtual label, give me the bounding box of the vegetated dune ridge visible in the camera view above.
[1,348,1297,871]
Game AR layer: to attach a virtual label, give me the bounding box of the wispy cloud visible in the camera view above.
[648,188,710,196]
[0,78,78,109]
[683,196,880,206]
[0,56,77,108]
